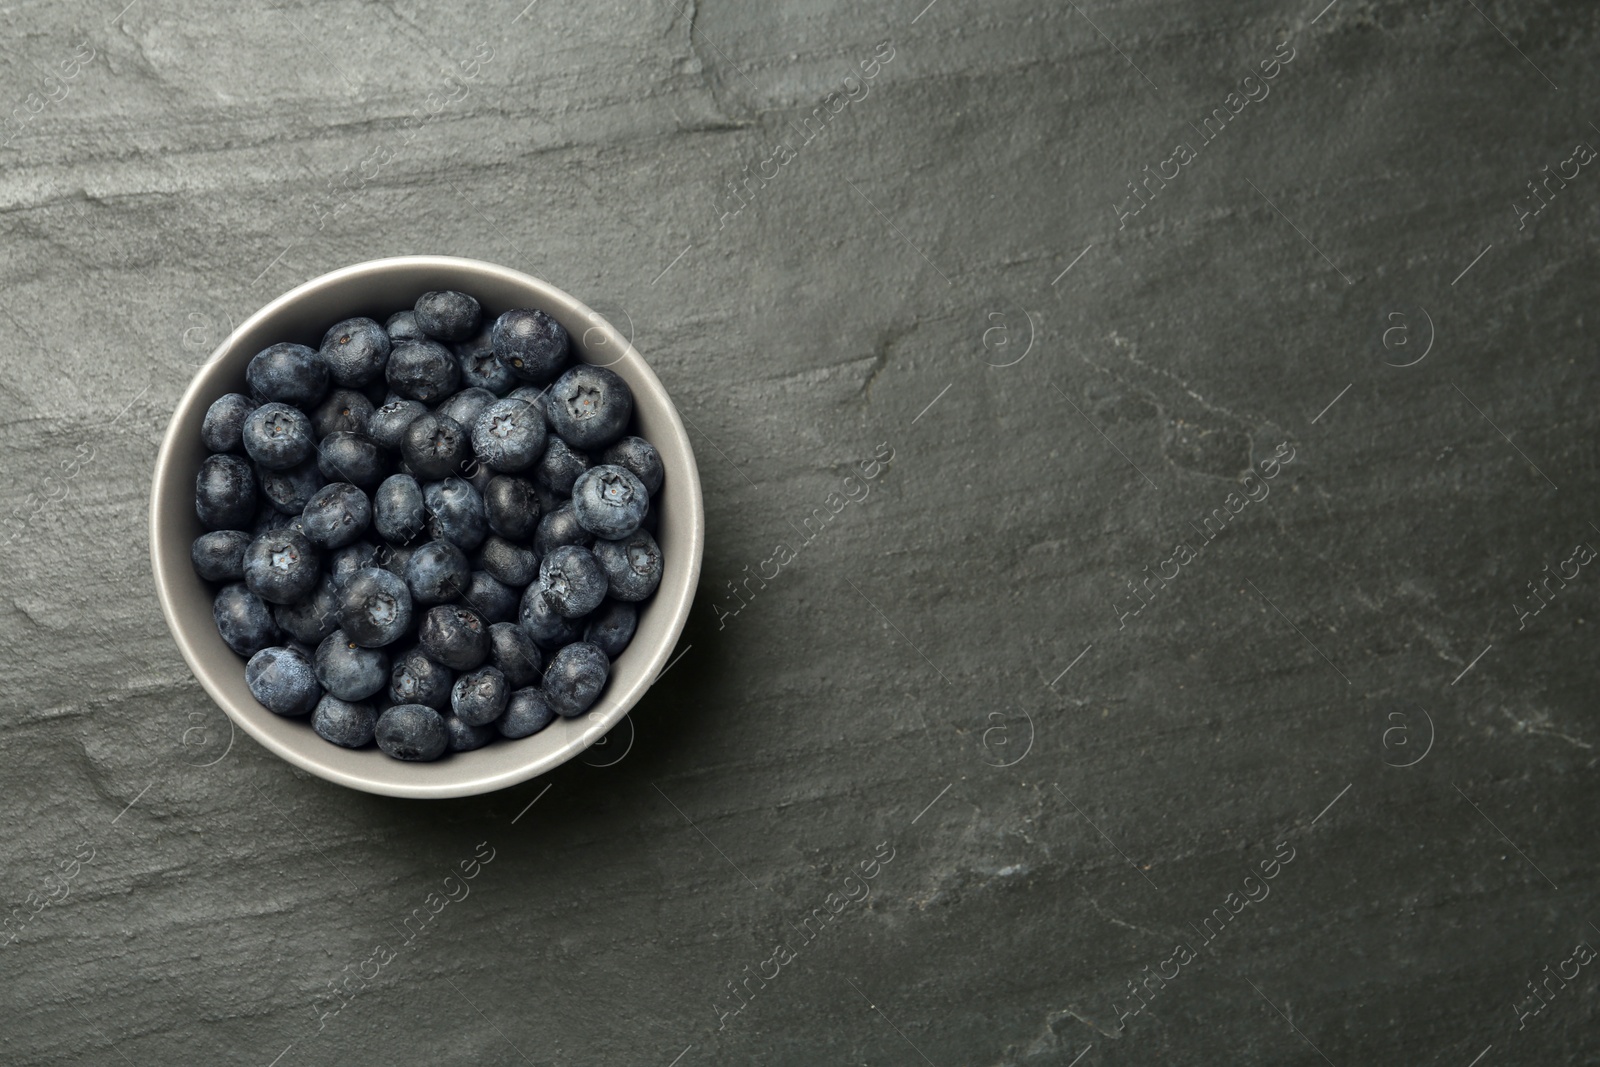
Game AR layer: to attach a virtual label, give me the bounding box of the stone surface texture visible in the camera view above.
[0,1,1596,1065]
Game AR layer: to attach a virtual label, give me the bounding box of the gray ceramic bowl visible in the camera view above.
[150,256,703,798]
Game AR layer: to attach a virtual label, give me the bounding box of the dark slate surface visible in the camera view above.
[1,1,1596,1064]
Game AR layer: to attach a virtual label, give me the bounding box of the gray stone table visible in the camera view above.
[1,1,1596,1064]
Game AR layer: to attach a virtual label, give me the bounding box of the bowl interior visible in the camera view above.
[150,257,703,798]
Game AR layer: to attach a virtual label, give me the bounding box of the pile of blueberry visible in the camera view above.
[190,289,664,762]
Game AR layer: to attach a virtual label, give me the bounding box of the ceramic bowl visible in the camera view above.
[149,256,703,798]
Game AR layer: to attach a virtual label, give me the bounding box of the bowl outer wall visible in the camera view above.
[149,256,704,798]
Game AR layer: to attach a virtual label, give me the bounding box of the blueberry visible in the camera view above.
[414,290,482,342]
[539,544,608,618]
[252,503,295,537]
[201,393,257,453]
[461,458,497,496]
[599,436,664,496]
[314,629,390,701]
[338,566,414,647]
[319,317,391,387]
[405,539,471,604]
[297,482,372,550]
[375,704,448,761]
[418,605,489,670]
[497,687,556,738]
[492,309,570,383]
[213,582,281,656]
[284,638,318,658]
[385,310,427,345]
[455,331,516,394]
[274,574,340,645]
[243,402,316,471]
[471,396,548,473]
[374,473,426,544]
[533,435,590,494]
[443,714,496,752]
[533,501,594,557]
[518,584,584,649]
[389,645,454,709]
[476,535,539,587]
[543,641,609,717]
[243,530,321,605]
[451,665,509,726]
[246,645,322,716]
[312,695,378,748]
[545,364,632,450]
[401,412,472,480]
[368,398,428,451]
[192,529,253,582]
[328,540,382,587]
[310,388,375,438]
[246,342,328,408]
[459,570,519,624]
[379,542,416,580]
[571,464,648,540]
[532,483,566,517]
[436,387,498,433]
[317,431,387,489]
[423,477,488,551]
[489,622,543,687]
[583,600,638,659]
[387,340,461,402]
[258,459,326,514]
[195,454,257,531]
[482,475,541,541]
[593,528,663,602]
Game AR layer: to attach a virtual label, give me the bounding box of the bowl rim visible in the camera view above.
[149,255,704,798]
